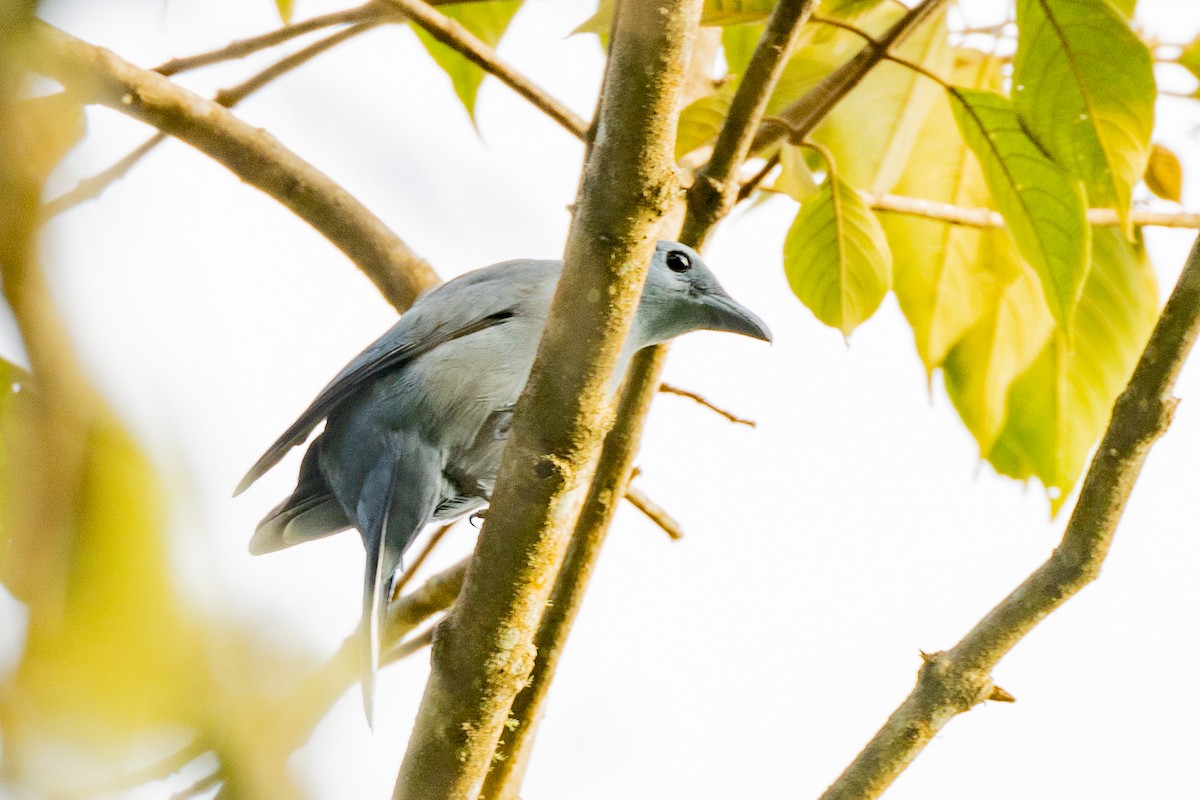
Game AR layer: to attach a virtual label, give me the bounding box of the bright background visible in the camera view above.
[4,0,1200,797]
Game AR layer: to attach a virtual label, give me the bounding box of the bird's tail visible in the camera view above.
[361,534,392,729]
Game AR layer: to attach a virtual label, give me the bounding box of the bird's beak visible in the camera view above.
[703,292,773,343]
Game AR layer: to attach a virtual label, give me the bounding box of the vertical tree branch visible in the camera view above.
[680,0,815,248]
[479,346,668,800]
[392,2,703,797]
[820,233,1200,800]
[30,24,439,312]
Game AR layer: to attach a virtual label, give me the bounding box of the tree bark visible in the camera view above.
[391,2,703,797]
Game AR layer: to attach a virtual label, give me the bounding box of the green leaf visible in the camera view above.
[943,262,1055,452]
[721,21,765,76]
[572,0,614,37]
[822,0,889,16]
[413,1,523,118]
[1181,34,1200,81]
[701,0,776,26]
[808,5,950,192]
[676,82,736,160]
[1144,143,1183,203]
[950,87,1090,330]
[783,172,892,335]
[1012,0,1155,236]
[774,143,819,201]
[885,53,1020,373]
[986,227,1158,511]
[274,0,293,24]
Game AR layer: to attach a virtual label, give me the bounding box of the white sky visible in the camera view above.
[5,0,1200,798]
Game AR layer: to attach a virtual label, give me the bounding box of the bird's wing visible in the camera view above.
[234,258,560,497]
[234,308,515,496]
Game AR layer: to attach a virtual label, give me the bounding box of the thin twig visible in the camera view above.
[379,0,589,140]
[390,521,455,601]
[861,190,1200,229]
[42,132,164,218]
[658,381,756,426]
[154,2,388,76]
[384,626,436,665]
[820,233,1200,800]
[737,151,781,201]
[214,20,381,106]
[624,483,684,540]
[52,740,211,800]
[33,23,440,312]
[45,21,380,219]
[168,769,223,800]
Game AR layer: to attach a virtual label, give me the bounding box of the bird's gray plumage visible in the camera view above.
[237,241,770,723]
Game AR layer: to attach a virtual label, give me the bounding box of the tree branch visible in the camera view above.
[152,0,504,76]
[379,0,589,139]
[479,347,670,799]
[820,232,1200,800]
[681,0,814,247]
[658,381,756,426]
[862,190,1200,229]
[154,2,387,76]
[392,2,703,796]
[477,3,812,791]
[624,483,686,540]
[31,23,439,312]
[46,21,382,219]
[749,0,950,154]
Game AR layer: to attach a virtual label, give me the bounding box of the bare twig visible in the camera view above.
[214,20,381,106]
[860,191,1200,229]
[389,521,455,602]
[53,739,210,799]
[168,769,223,800]
[737,151,781,201]
[43,132,164,218]
[154,2,386,76]
[46,21,381,219]
[379,0,589,140]
[386,626,435,664]
[820,233,1200,800]
[658,381,756,426]
[624,483,685,541]
[32,23,440,312]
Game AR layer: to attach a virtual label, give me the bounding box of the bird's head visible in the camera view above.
[636,240,773,347]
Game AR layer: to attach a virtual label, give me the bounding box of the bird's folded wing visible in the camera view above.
[234,309,514,495]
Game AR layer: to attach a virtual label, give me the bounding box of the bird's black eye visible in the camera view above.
[666,250,692,272]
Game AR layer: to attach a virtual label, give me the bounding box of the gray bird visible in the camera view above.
[235,241,770,720]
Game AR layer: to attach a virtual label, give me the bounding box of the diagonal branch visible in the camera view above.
[862,190,1200,229]
[45,20,383,219]
[154,2,387,76]
[749,0,950,154]
[379,0,589,139]
[392,2,703,797]
[820,232,1200,800]
[681,0,815,247]
[31,23,439,312]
